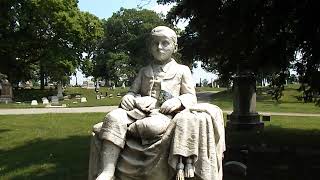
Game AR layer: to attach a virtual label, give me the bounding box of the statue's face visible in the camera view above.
[149,35,176,63]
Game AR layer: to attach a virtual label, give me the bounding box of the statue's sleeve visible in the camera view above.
[127,68,143,96]
[178,66,197,108]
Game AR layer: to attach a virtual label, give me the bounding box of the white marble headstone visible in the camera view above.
[81,97,87,103]
[31,100,38,106]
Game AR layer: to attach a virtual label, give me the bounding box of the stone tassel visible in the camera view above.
[176,156,185,180]
[184,157,195,178]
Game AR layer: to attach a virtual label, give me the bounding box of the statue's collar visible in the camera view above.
[152,59,175,72]
[144,59,177,78]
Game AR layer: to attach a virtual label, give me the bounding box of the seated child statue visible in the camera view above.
[95,26,197,180]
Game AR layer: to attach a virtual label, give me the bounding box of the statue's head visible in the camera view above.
[149,26,178,64]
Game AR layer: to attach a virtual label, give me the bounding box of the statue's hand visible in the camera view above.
[120,94,135,111]
[160,97,182,114]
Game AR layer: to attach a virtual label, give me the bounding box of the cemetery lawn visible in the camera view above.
[0,113,319,179]
[212,84,320,113]
[0,113,105,180]
[0,87,128,108]
[227,115,320,147]
[195,86,227,92]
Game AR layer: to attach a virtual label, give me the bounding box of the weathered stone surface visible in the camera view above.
[89,26,225,180]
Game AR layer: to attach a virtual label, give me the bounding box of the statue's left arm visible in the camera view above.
[160,65,197,114]
[177,65,197,109]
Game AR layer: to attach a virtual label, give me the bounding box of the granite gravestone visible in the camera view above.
[226,72,264,130]
[42,97,49,105]
[0,80,13,103]
[57,83,63,99]
[51,96,59,106]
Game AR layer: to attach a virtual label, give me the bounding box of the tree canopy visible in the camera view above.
[0,0,103,87]
[89,8,170,85]
[158,0,320,103]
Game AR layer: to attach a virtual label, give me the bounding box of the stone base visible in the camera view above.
[226,112,264,131]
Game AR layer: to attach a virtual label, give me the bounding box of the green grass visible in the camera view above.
[0,113,319,179]
[1,84,320,114]
[0,113,105,180]
[62,87,127,107]
[226,115,320,147]
[212,84,320,113]
[195,86,227,92]
[0,87,128,108]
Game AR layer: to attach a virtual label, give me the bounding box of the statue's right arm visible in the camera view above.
[120,69,143,111]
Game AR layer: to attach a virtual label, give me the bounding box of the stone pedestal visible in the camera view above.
[226,73,264,131]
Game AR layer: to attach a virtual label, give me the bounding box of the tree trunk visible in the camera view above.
[40,66,45,90]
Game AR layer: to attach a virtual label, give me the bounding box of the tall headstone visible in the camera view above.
[226,72,264,130]
[0,79,13,103]
[57,83,63,99]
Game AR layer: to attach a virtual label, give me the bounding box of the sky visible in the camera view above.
[70,0,217,85]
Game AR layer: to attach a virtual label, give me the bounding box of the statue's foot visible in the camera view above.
[96,171,114,180]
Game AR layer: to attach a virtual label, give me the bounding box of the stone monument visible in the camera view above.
[0,79,13,103]
[23,81,33,89]
[42,97,49,105]
[51,96,59,106]
[31,100,38,106]
[57,83,63,99]
[89,26,226,180]
[81,97,87,103]
[226,72,264,130]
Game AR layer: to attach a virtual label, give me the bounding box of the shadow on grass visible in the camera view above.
[225,124,320,180]
[0,135,91,180]
[211,90,233,100]
[0,129,11,135]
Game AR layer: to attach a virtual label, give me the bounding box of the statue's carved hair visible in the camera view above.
[150,26,177,45]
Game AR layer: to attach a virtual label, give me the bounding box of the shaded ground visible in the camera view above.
[196,91,220,103]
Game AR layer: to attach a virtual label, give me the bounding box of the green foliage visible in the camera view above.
[269,72,287,102]
[0,0,103,87]
[158,0,320,104]
[93,8,170,84]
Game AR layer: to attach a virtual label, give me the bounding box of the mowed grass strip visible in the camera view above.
[226,115,320,147]
[0,113,105,180]
[212,84,320,113]
[0,113,320,179]
[0,87,128,108]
